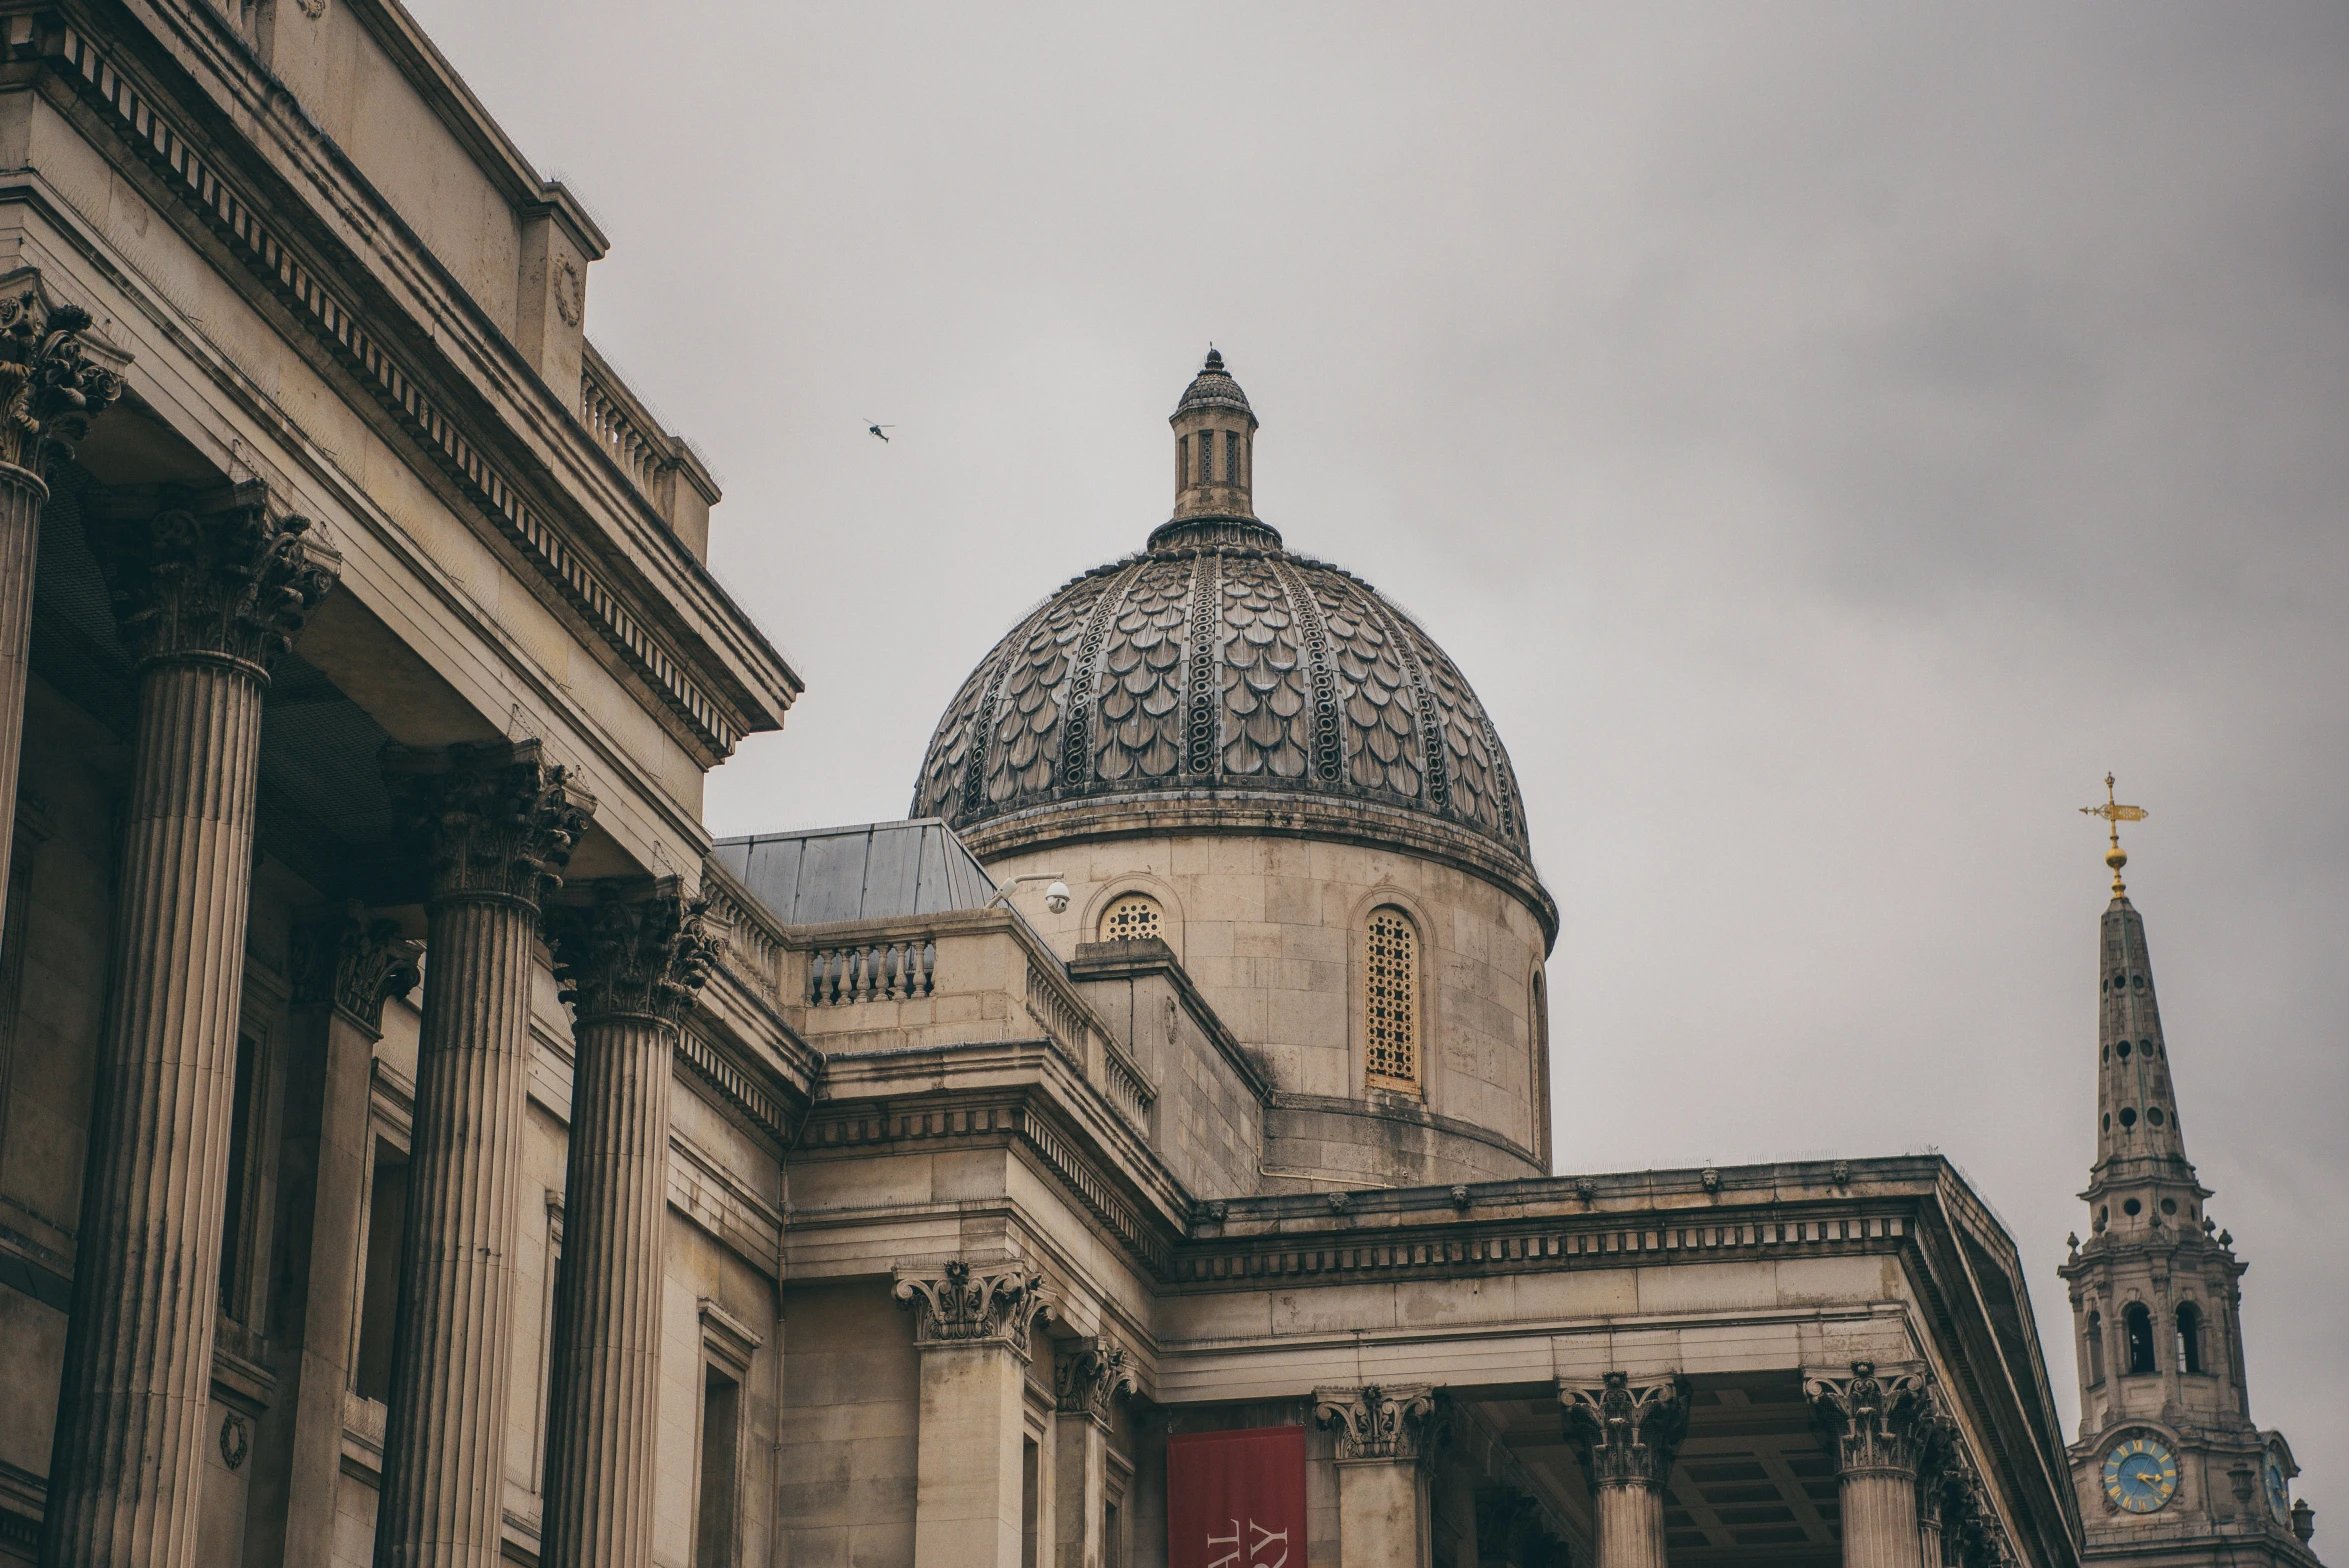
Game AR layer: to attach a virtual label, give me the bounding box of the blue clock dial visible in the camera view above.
[2265,1460,2291,1523]
[2101,1436,2178,1514]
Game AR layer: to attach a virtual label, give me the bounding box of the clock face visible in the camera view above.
[2102,1436,2179,1514]
[2265,1459,2292,1523]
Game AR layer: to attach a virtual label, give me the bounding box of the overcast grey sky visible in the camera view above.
[409,0,2348,1523]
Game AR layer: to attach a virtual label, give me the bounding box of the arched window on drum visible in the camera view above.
[1365,907,1421,1094]
[1098,893,1164,945]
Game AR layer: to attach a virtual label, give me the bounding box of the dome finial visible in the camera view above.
[1169,345,1259,527]
[1203,345,1223,372]
[2080,772,2148,896]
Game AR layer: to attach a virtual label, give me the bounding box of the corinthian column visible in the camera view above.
[1808,1361,1935,1568]
[1055,1340,1138,1568]
[1559,1372,1691,1568]
[0,289,120,948]
[538,880,716,1568]
[374,741,592,1568]
[42,484,338,1568]
[1316,1384,1447,1568]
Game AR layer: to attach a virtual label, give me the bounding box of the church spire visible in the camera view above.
[2081,778,2197,1190]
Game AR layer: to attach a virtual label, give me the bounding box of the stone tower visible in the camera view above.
[2058,798,2321,1565]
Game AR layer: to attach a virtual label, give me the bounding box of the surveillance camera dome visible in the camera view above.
[1044,880,1071,914]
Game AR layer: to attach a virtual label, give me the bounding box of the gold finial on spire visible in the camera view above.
[2080,772,2148,895]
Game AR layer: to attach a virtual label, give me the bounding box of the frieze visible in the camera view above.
[37,22,754,758]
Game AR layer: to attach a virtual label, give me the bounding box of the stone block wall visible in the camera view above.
[776,1280,922,1567]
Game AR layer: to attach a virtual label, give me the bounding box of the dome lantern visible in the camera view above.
[1169,347,1260,528]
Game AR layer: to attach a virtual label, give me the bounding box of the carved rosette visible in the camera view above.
[1316,1384,1447,1467]
[89,482,340,675]
[1053,1338,1139,1423]
[0,289,124,474]
[386,740,594,911]
[1807,1361,1936,1479]
[1560,1371,1692,1488]
[291,901,423,1037]
[893,1260,1049,1358]
[547,879,718,1027]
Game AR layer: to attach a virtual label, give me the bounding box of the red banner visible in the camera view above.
[1167,1426,1307,1568]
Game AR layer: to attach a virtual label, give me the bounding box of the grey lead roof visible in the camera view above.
[711,818,998,926]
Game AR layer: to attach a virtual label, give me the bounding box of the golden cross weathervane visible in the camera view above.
[2080,772,2148,895]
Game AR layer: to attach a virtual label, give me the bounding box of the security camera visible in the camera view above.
[1044,881,1071,915]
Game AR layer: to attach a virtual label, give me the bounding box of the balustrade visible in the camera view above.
[807,938,937,1005]
[580,357,667,498]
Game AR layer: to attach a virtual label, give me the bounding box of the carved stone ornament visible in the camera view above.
[1560,1371,1691,1487]
[291,901,423,1036]
[1053,1337,1139,1421]
[1316,1383,1446,1466]
[553,257,584,327]
[385,739,595,910]
[1807,1360,1935,1479]
[219,1412,249,1471]
[89,482,341,676]
[547,878,718,1027]
[0,288,123,473]
[893,1260,1048,1358]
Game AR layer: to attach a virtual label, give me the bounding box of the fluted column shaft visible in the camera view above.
[0,291,122,952]
[41,484,334,1568]
[0,464,49,927]
[1592,1482,1668,1568]
[374,741,590,1568]
[1840,1471,1924,1568]
[41,658,265,1568]
[375,897,537,1568]
[538,1012,668,1568]
[537,882,711,1568]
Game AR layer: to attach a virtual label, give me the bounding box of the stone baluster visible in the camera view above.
[244,907,421,1568]
[539,880,717,1568]
[1808,1361,1936,1568]
[0,288,119,950]
[374,741,592,1568]
[1054,1339,1138,1568]
[1316,1384,1448,1568]
[41,484,337,1568]
[1558,1372,1691,1568]
[896,1260,1049,1568]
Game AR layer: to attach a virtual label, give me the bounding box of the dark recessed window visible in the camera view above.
[2118,1041,2132,1059]
[2124,1302,2157,1375]
[2123,1199,2142,1216]
[2148,1107,2165,1126]
[2119,1107,2138,1128]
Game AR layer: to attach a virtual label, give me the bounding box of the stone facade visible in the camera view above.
[0,6,2322,1568]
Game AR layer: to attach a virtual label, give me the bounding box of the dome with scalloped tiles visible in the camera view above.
[911,355,1538,899]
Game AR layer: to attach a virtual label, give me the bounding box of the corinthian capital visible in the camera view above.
[1054,1338,1139,1422]
[386,740,595,910]
[547,879,718,1027]
[89,482,340,674]
[291,902,423,1037]
[1807,1360,1935,1479]
[1560,1371,1691,1487]
[893,1260,1048,1358]
[1316,1384,1446,1466]
[0,287,124,472]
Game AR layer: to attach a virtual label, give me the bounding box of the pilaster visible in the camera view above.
[1808,1361,1935,1568]
[244,907,421,1568]
[373,741,591,1568]
[0,286,121,953]
[1316,1384,1446,1568]
[1559,1372,1690,1568]
[538,880,717,1568]
[41,485,336,1568]
[898,1261,1049,1568]
[1053,1339,1135,1568]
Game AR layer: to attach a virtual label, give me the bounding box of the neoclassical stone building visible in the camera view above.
[0,4,2325,1568]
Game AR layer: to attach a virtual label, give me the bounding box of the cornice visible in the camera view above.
[22,10,796,762]
[955,789,1560,948]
